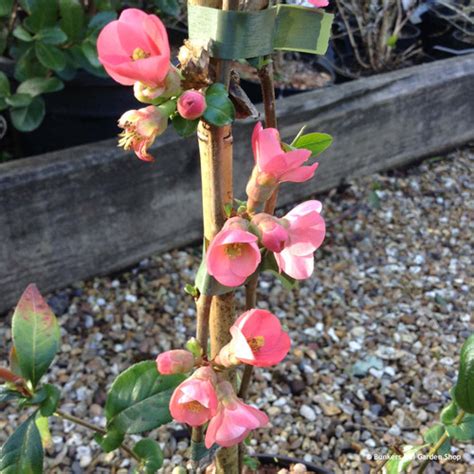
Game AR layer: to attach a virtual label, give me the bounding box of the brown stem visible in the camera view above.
[54,410,140,462]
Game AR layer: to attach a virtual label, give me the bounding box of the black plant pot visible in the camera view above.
[239,58,335,105]
[255,454,333,474]
[395,24,421,53]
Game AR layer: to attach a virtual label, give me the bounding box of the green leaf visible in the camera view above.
[454,333,474,413]
[14,47,48,81]
[59,0,85,41]
[0,387,21,403]
[35,42,67,71]
[35,415,52,449]
[18,77,64,96]
[440,401,459,425]
[292,132,333,157]
[172,115,198,137]
[36,27,68,45]
[11,284,60,387]
[81,38,100,68]
[13,25,34,42]
[384,445,426,474]
[243,455,260,470]
[5,93,33,107]
[446,414,474,441]
[0,413,44,473]
[0,0,13,17]
[24,0,57,33]
[10,95,45,132]
[0,71,10,97]
[387,34,398,48]
[88,11,117,32]
[154,0,181,18]
[105,361,185,434]
[133,439,164,473]
[261,252,297,290]
[184,283,198,297]
[94,430,125,453]
[38,384,61,416]
[424,424,451,456]
[203,83,235,126]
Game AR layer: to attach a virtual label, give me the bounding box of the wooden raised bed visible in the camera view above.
[1,55,473,314]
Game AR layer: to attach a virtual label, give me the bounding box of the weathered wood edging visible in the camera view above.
[1,55,473,313]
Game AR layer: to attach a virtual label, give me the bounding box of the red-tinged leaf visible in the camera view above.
[9,346,21,376]
[12,284,60,388]
[0,367,22,384]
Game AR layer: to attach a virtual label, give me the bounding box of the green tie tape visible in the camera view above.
[187,4,333,60]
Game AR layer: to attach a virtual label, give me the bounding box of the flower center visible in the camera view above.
[131,48,151,61]
[183,400,205,412]
[118,128,140,150]
[247,336,265,353]
[225,243,243,259]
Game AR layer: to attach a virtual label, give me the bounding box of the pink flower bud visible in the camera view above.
[216,309,291,368]
[205,381,268,448]
[251,213,288,252]
[177,90,206,120]
[169,367,218,427]
[156,350,194,375]
[118,105,168,161]
[97,9,171,87]
[274,200,326,280]
[206,221,261,287]
[134,67,182,104]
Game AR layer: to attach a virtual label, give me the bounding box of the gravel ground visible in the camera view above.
[1,147,473,473]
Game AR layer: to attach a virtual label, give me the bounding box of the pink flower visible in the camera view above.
[216,309,291,368]
[274,200,326,280]
[206,218,261,287]
[251,213,288,253]
[118,105,167,161]
[156,350,194,375]
[97,9,170,87]
[252,122,318,183]
[177,90,207,120]
[169,367,218,427]
[134,66,182,103]
[205,381,268,448]
[309,0,329,7]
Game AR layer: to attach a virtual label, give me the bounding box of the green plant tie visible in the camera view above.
[187,4,334,60]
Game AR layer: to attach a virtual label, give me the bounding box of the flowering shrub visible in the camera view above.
[1,2,473,474]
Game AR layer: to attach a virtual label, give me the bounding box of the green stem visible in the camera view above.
[54,410,140,462]
[418,409,465,473]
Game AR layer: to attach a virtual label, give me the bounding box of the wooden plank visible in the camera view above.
[1,55,473,313]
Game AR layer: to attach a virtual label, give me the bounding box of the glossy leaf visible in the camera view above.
[24,0,57,33]
[0,413,44,473]
[0,0,13,17]
[35,42,67,71]
[454,333,474,413]
[133,439,164,473]
[5,93,33,107]
[13,25,34,42]
[38,384,61,416]
[94,430,125,453]
[203,83,235,126]
[36,27,68,45]
[10,96,45,131]
[59,0,85,41]
[35,415,52,449]
[172,115,198,138]
[440,401,459,425]
[105,361,185,434]
[18,77,64,96]
[424,424,451,456]
[14,47,48,82]
[11,284,60,387]
[88,11,117,32]
[0,71,9,97]
[446,414,474,441]
[0,387,21,403]
[384,445,425,474]
[292,132,333,157]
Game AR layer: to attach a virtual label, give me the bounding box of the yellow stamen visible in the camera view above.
[131,48,151,61]
[118,128,140,150]
[183,400,204,412]
[225,243,243,259]
[247,336,265,353]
